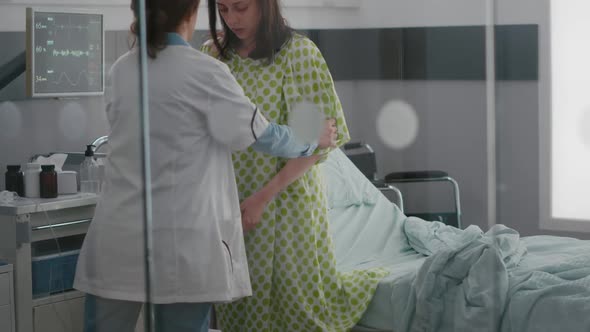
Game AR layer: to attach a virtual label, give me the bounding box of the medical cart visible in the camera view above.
[0,262,15,332]
[0,194,98,332]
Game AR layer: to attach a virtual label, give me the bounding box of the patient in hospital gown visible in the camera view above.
[202,31,387,332]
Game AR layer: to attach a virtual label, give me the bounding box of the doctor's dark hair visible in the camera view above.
[130,0,200,58]
[208,0,293,61]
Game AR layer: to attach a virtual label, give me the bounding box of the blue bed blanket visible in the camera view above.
[394,217,590,332]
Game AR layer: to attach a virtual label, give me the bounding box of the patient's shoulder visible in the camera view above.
[201,38,222,58]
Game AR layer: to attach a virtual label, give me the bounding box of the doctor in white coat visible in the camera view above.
[73,0,337,331]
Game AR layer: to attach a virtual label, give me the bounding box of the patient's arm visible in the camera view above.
[240,154,322,232]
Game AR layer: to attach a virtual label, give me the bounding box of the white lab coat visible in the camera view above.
[74,45,268,303]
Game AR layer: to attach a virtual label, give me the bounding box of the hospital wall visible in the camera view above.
[0,0,587,239]
[294,0,588,239]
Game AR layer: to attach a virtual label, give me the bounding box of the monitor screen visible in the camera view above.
[26,8,104,97]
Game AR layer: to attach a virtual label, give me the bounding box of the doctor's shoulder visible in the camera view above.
[106,50,141,81]
[175,49,237,96]
[183,44,234,80]
[191,49,231,75]
[110,50,138,70]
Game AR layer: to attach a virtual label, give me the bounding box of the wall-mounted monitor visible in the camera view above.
[26,8,104,98]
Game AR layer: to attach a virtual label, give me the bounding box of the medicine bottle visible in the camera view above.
[79,145,101,194]
[24,163,42,198]
[40,165,58,199]
[5,165,24,197]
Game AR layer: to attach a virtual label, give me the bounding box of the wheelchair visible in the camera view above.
[342,142,462,229]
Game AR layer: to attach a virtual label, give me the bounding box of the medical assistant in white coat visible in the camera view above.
[74,33,320,304]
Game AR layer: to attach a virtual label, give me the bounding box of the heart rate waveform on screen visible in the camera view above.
[32,11,103,95]
[35,70,99,87]
[52,49,91,57]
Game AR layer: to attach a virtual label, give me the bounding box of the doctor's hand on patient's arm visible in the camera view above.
[240,191,270,232]
[317,118,338,149]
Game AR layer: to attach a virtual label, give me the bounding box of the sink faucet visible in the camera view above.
[91,136,109,153]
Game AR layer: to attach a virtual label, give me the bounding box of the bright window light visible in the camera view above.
[551,0,590,221]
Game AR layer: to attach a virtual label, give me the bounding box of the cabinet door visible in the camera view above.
[0,273,9,306]
[0,304,13,332]
[33,297,84,332]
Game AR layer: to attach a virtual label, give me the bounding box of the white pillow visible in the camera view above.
[320,149,380,208]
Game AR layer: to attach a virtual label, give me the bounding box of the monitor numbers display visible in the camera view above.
[31,11,103,95]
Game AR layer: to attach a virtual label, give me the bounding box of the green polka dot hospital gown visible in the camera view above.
[202,34,387,332]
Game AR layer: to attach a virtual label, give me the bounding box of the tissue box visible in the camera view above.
[57,171,77,194]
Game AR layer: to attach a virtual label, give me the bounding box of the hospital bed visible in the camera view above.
[321,148,590,332]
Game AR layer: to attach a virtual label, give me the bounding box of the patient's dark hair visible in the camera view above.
[130,0,200,58]
[207,0,293,61]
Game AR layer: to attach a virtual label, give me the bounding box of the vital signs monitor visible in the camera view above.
[26,8,104,97]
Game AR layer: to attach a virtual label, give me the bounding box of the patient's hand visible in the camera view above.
[240,192,269,232]
[204,31,224,58]
[317,118,338,149]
